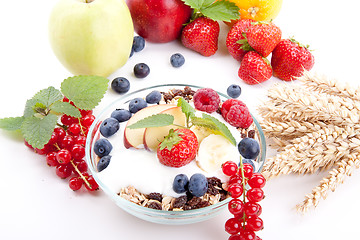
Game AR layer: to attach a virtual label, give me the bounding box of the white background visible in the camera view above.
[1,0,360,239]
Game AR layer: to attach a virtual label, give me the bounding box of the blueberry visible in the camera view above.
[145,90,162,104]
[129,98,148,113]
[94,138,112,157]
[111,109,132,122]
[238,138,260,160]
[188,173,208,197]
[227,84,241,98]
[173,174,189,194]
[129,47,134,58]
[100,117,120,138]
[241,158,255,172]
[111,77,130,94]
[132,36,145,52]
[134,63,150,78]
[170,53,185,68]
[97,155,111,172]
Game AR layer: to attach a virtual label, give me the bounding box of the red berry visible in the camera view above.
[48,131,58,145]
[225,102,253,129]
[69,177,83,191]
[68,123,81,136]
[228,234,241,240]
[73,135,86,146]
[61,114,77,126]
[80,126,89,137]
[80,114,95,128]
[244,202,262,217]
[62,96,70,102]
[225,218,241,235]
[248,173,266,189]
[73,159,88,172]
[24,140,34,150]
[228,183,244,198]
[221,99,247,120]
[240,229,256,240]
[242,163,254,180]
[35,143,56,155]
[59,135,75,150]
[56,149,72,164]
[56,164,73,179]
[222,161,238,176]
[238,51,272,85]
[246,188,264,202]
[71,144,85,160]
[246,216,264,232]
[228,198,245,215]
[46,152,59,167]
[84,176,99,191]
[54,127,66,141]
[229,175,243,185]
[80,109,93,117]
[193,88,220,113]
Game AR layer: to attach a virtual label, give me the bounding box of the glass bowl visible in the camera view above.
[85,84,266,225]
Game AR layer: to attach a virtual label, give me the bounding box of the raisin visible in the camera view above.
[241,132,247,138]
[173,195,187,209]
[196,200,210,209]
[248,130,255,139]
[187,197,201,207]
[183,205,192,211]
[148,192,163,202]
[147,201,162,210]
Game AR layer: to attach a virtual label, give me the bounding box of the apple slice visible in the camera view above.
[124,104,175,149]
[143,106,186,151]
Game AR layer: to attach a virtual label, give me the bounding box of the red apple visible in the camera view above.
[126,0,192,43]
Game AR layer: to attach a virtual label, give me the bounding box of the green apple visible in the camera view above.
[49,0,134,77]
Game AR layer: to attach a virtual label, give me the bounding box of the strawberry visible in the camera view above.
[157,128,199,168]
[238,51,272,85]
[271,38,315,81]
[181,17,220,57]
[226,19,255,61]
[245,21,281,57]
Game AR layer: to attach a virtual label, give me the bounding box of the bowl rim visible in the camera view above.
[85,83,266,217]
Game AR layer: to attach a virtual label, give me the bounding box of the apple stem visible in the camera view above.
[85,0,94,3]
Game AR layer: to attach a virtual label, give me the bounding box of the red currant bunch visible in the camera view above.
[25,98,98,192]
[222,160,266,240]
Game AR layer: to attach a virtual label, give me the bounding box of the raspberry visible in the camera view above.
[221,99,246,119]
[225,104,253,129]
[193,88,220,113]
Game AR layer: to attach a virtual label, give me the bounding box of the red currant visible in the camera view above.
[255,236,262,240]
[73,135,86,146]
[69,177,83,191]
[246,216,264,232]
[84,175,99,191]
[71,144,85,160]
[68,123,81,136]
[240,230,256,240]
[80,127,89,137]
[58,135,75,150]
[229,175,243,185]
[24,140,34,150]
[46,152,59,167]
[73,159,88,172]
[246,188,264,202]
[228,198,245,215]
[61,114,77,126]
[80,109,93,117]
[35,143,56,155]
[241,163,254,179]
[54,127,66,141]
[225,218,241,235]
[56,149,72,164]
[62,96,70,102]
[56,164,73,179]
[228,234,240,240]
[48,131,58,145]
[244,202,262,217]
[248,173,266,189]
[222,161,238,176]
[228,183,244,198]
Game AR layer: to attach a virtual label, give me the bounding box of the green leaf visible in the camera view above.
[61,76,109,110]
[50,101,81,118]
[32,86,63,107]
[190,116,218,130]
[177,97,195,126]
[201,0,240,22]
[21,114,58,149]
[159,129,184,151]
[127,114,175,129]
[0,116,25,131]
[181,0,204,10]
[24,98,41,117]
[202,113,236,145]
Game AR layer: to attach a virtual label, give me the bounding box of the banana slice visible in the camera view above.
[190,125,214,144]
[196,134,240,173]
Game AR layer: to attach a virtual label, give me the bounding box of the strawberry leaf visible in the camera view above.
[200,0,240,22]
[0,116,25,131]
[127,114,174,129]
[159,129,183,151]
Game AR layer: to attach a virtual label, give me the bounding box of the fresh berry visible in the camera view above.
[227,84,242,98]
[129,98,148,113]
[111,109,132,122]
[170,53,185,68]
[111,77,130,94]
[58,135,75,150]
[248,173,266,189]
[245,21,281,57]
[71,144,85,160]
[80,114,95,128]
[181,17,220,57]
[134,63,150,78]
[225,103,253,129]
[67,123,81,136]
[56,149,72,164]
[69,177,83,191]
[271,38,315,81]
[222,161,239,176]
[228,198,245,215]
[132,35,145,52]
[188,173,208,197]
[241,158,255,171]
[172,174,189,194]
[246,188,264,202]
[46,152,59,167]
[84,175,99,191]
[54,127,66,140]
[61,114,77,126]
[129,47,134,58]
[238,51,272,85]
[241,230,256,240]
[238,138,260,160]
[97,155,111,172]
[226,19,255,61]
[157,128,198,168]
[228,183,244,198]
[80,109,93,117]
[73,135,86,146]
[228,234,241,240]
[225,218,241,235]
[73,159,88,172]
[100,117,120,138]
[244,202,262,216]
[229,174,243,185]
[94,138,113,157]
[145,90,162,104]
[247,216,264,231]
[193,88,220,113]
[56,164,73,179]
[242,163,254,179]
[221,99,247,119]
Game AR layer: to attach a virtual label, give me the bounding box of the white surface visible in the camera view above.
[1,0,360,239]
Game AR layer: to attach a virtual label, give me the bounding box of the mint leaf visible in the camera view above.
[202,113,236,145]
[190,116,217,130]
[61,76,109,110]
[127,114,174,129]
[0,116,25,131]
[33,86,62,107]
[177,97,195,127]
[24,99,41,117]
[21,114,58,149]
[50,101,81,118]
[201,0,240,22]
